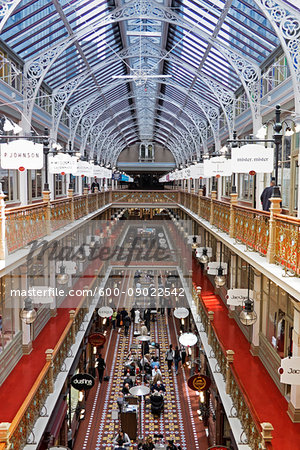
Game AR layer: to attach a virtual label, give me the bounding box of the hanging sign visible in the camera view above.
[0,140,43,170]
[88,332,106,346]
[187,235,202,245]
[49,153,77,174]
[207,262,228,275]
[278,357,300,385]
[203,156,232,177]
[98,306,113,318]
[231,145,274,173]
[71,373,95,391]
[56,261,77,275]
[196,247,213,258]
[190,163,204,179]
[226,289,254,306]
[188,374,211,391]
[73,160,94,177]
[93,165,104,177]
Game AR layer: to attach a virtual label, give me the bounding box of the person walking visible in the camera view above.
[260,177,276,211]
[112,310,117,330]
[124,314,131,337]
[97,353,106,383]
[166,344,174,373]
[180,344,187,367]
[174,346,181,375]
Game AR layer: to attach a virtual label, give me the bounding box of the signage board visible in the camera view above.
[190,163,204,179]
[226,289,254,306]
[196,247,213,258]
[28,286,55,304]
[73,160,94,177]
[56,261,77,275]
[71,373,95,391]
[279,357,300,385]
[203,157,232,177]
[0,140,43,170]
[188,235,201,245]
[93,165,104,178]
[49,153,77,174]
[188,374,211,391]
[98,306,113,318]
[88,332,106,347]
[231,145,274,174]
[207,262,228,275]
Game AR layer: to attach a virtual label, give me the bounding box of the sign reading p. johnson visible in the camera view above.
[188,374,211,392]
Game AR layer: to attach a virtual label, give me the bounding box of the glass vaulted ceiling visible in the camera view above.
[0,0,283,157]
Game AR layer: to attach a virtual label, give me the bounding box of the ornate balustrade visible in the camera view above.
[192,285,267,449]
[212,200,230,233]
[50,198,72,231]
[88,193,97,213]
[232,205,270,255]
[5,202,48,253]
[74,195,87,220]
[111,190,179,204]
[199,196,211,222]
[274,214,300,276]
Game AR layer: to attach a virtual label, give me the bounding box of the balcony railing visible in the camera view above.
[192,285,272,449]
[2,188,299,276]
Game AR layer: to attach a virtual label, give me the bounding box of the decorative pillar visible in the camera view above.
[19,170,28,206]
[20,265,32,354]
[207,311,214,346]
[266,197,282,264]
[229,191,238,238]
[43,190,52,235]
[210,189,217,224]
[0,191,6,260]
[69,310,76,344]
[287,301,300,422]
[45,349,54,393]
[83,186,89,215]
[225,349,234,394]
[0,423,11,448]
[67,188,74,221]
[261,422,274,449]
[228,253,236,318]
[250,269,261,356]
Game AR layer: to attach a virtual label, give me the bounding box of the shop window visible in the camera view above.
[30,169,42,200]
[139,143,155,162]
[0,168,19,202]
[238,174,253,201]
[55,174,66,197]
[0,275,18,352]
[222,176,231,197]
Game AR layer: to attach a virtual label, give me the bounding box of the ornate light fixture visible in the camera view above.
[239,264,257,326]
[20,297,37,324]
[57,265,69,284]
[214,242,226,287]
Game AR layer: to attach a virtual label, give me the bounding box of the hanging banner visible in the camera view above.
[279,357,300,385]
[226,289,254,306]
[190,163,204,178]
[0,140,43,170]
[93,165,104,178]
[73,160,94,177]
[203,157,232,177]
[231,145,274,173]
[207,262,228,275]
[49,153,77,174]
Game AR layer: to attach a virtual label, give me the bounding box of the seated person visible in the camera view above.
[113,430,131,448]
[151,365,162,379]
[143,436,155,449]
[166,440,181,450]
[114,439,127,450]
[140,322,148,336]
[151,379,166,394]
[122,382,130,395]
[150,357,160,369]
[152,371,163,385]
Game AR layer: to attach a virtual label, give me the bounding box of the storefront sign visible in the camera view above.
[207,262,228,275]
[88,332,106,346]
[98,306,113,318]
[190,163,204,178]
[49,153,77,174]
[188,374,211,391]
[73,160,94,177]
[0,140,43,170]
[226,289,253,306]
[279,357,300,384]
[231,145,274,173]
[203,157,232,177]
[71,373,95,391]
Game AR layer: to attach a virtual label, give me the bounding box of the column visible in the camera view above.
[217,176,222,200]
[49,259,57,317]
[228,253,236,318]
[20,265,32,354]
[256,173,264,211]
[287,301,300,422]
[250,269,261,356]
[19,171,28,206]
[267,197,282,264]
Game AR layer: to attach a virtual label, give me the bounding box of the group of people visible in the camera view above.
[113,430,181,449]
